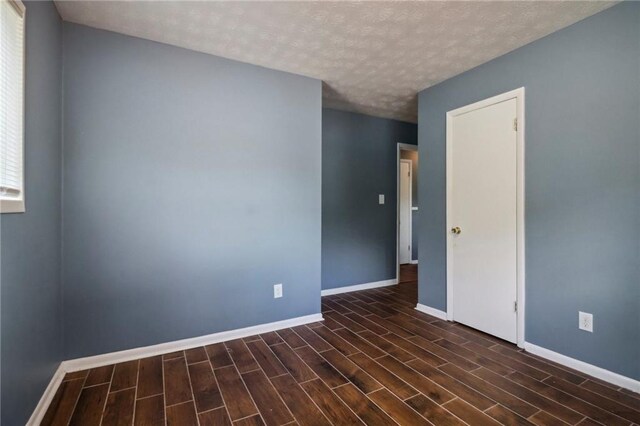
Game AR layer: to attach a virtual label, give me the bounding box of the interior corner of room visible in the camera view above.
[1,1,639,425]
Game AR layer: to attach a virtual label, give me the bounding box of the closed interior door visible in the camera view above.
[399,160,412,265]
[450,98,518,343]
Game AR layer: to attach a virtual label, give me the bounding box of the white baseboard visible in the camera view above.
[321,278,397,296]
[523,342,640,393]
[27,364,65,426]
[415,303,447,321]
[63,313,323,372]
[29,313,323,423]
[410,260,418,264]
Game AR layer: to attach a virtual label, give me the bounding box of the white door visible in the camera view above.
[399,160,412,265]
[449,97,518,343]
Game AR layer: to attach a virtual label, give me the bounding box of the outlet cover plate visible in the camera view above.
[274,283,283,299]
[579,311,593,332]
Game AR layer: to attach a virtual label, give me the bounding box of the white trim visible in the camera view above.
[446,87,526,347]
[515,89,526,348]
[26,364,65,426]
[410,260,418,265]
[321,278,397,296]
[62,313,322,372]
[0,198,25,213]
[396,142,418,280]
[523,342,640,393]
[415,304,447,321]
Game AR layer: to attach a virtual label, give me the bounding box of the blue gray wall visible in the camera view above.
[0,1,63,424]
[418,2,640,380]
[62,24,322,358]
[322,109,417,290]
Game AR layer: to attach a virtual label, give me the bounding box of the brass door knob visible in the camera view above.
[451,227,461,235]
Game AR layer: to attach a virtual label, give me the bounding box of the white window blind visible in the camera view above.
[1,0,25,213]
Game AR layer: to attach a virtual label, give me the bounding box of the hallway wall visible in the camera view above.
[322,108,417,290]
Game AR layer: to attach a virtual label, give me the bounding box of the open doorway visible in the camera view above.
[397,143,418,285]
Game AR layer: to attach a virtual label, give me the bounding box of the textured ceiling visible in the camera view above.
[55,1,615,123]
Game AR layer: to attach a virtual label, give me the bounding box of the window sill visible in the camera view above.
[1,198,25,213]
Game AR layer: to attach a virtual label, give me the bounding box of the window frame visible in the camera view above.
[1,0,26,214]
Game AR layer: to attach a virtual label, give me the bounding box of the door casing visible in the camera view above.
[445,87,526,348]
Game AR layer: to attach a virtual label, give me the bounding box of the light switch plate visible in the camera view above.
[379,194,385,204]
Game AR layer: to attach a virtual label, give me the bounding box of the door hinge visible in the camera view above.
[408,245,411,251]
[514,301,518,312]
[513,118,518,131]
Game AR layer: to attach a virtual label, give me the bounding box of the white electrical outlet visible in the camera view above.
[379,194,385,204]
[274,283,283,299]
[579,311,593,332]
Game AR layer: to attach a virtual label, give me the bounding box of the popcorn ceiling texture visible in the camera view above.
[55,1,614,123]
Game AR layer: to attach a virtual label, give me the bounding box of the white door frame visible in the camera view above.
[397,143,418,282]
[446,87,526,348]
[399,159,413,265]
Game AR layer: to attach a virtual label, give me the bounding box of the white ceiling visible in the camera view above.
[55,1,615,123]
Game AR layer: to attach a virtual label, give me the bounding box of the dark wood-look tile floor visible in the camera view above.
[43,267,640,425]
[398,264,417,284]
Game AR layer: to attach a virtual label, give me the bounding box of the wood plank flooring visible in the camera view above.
[43,265,640,425]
